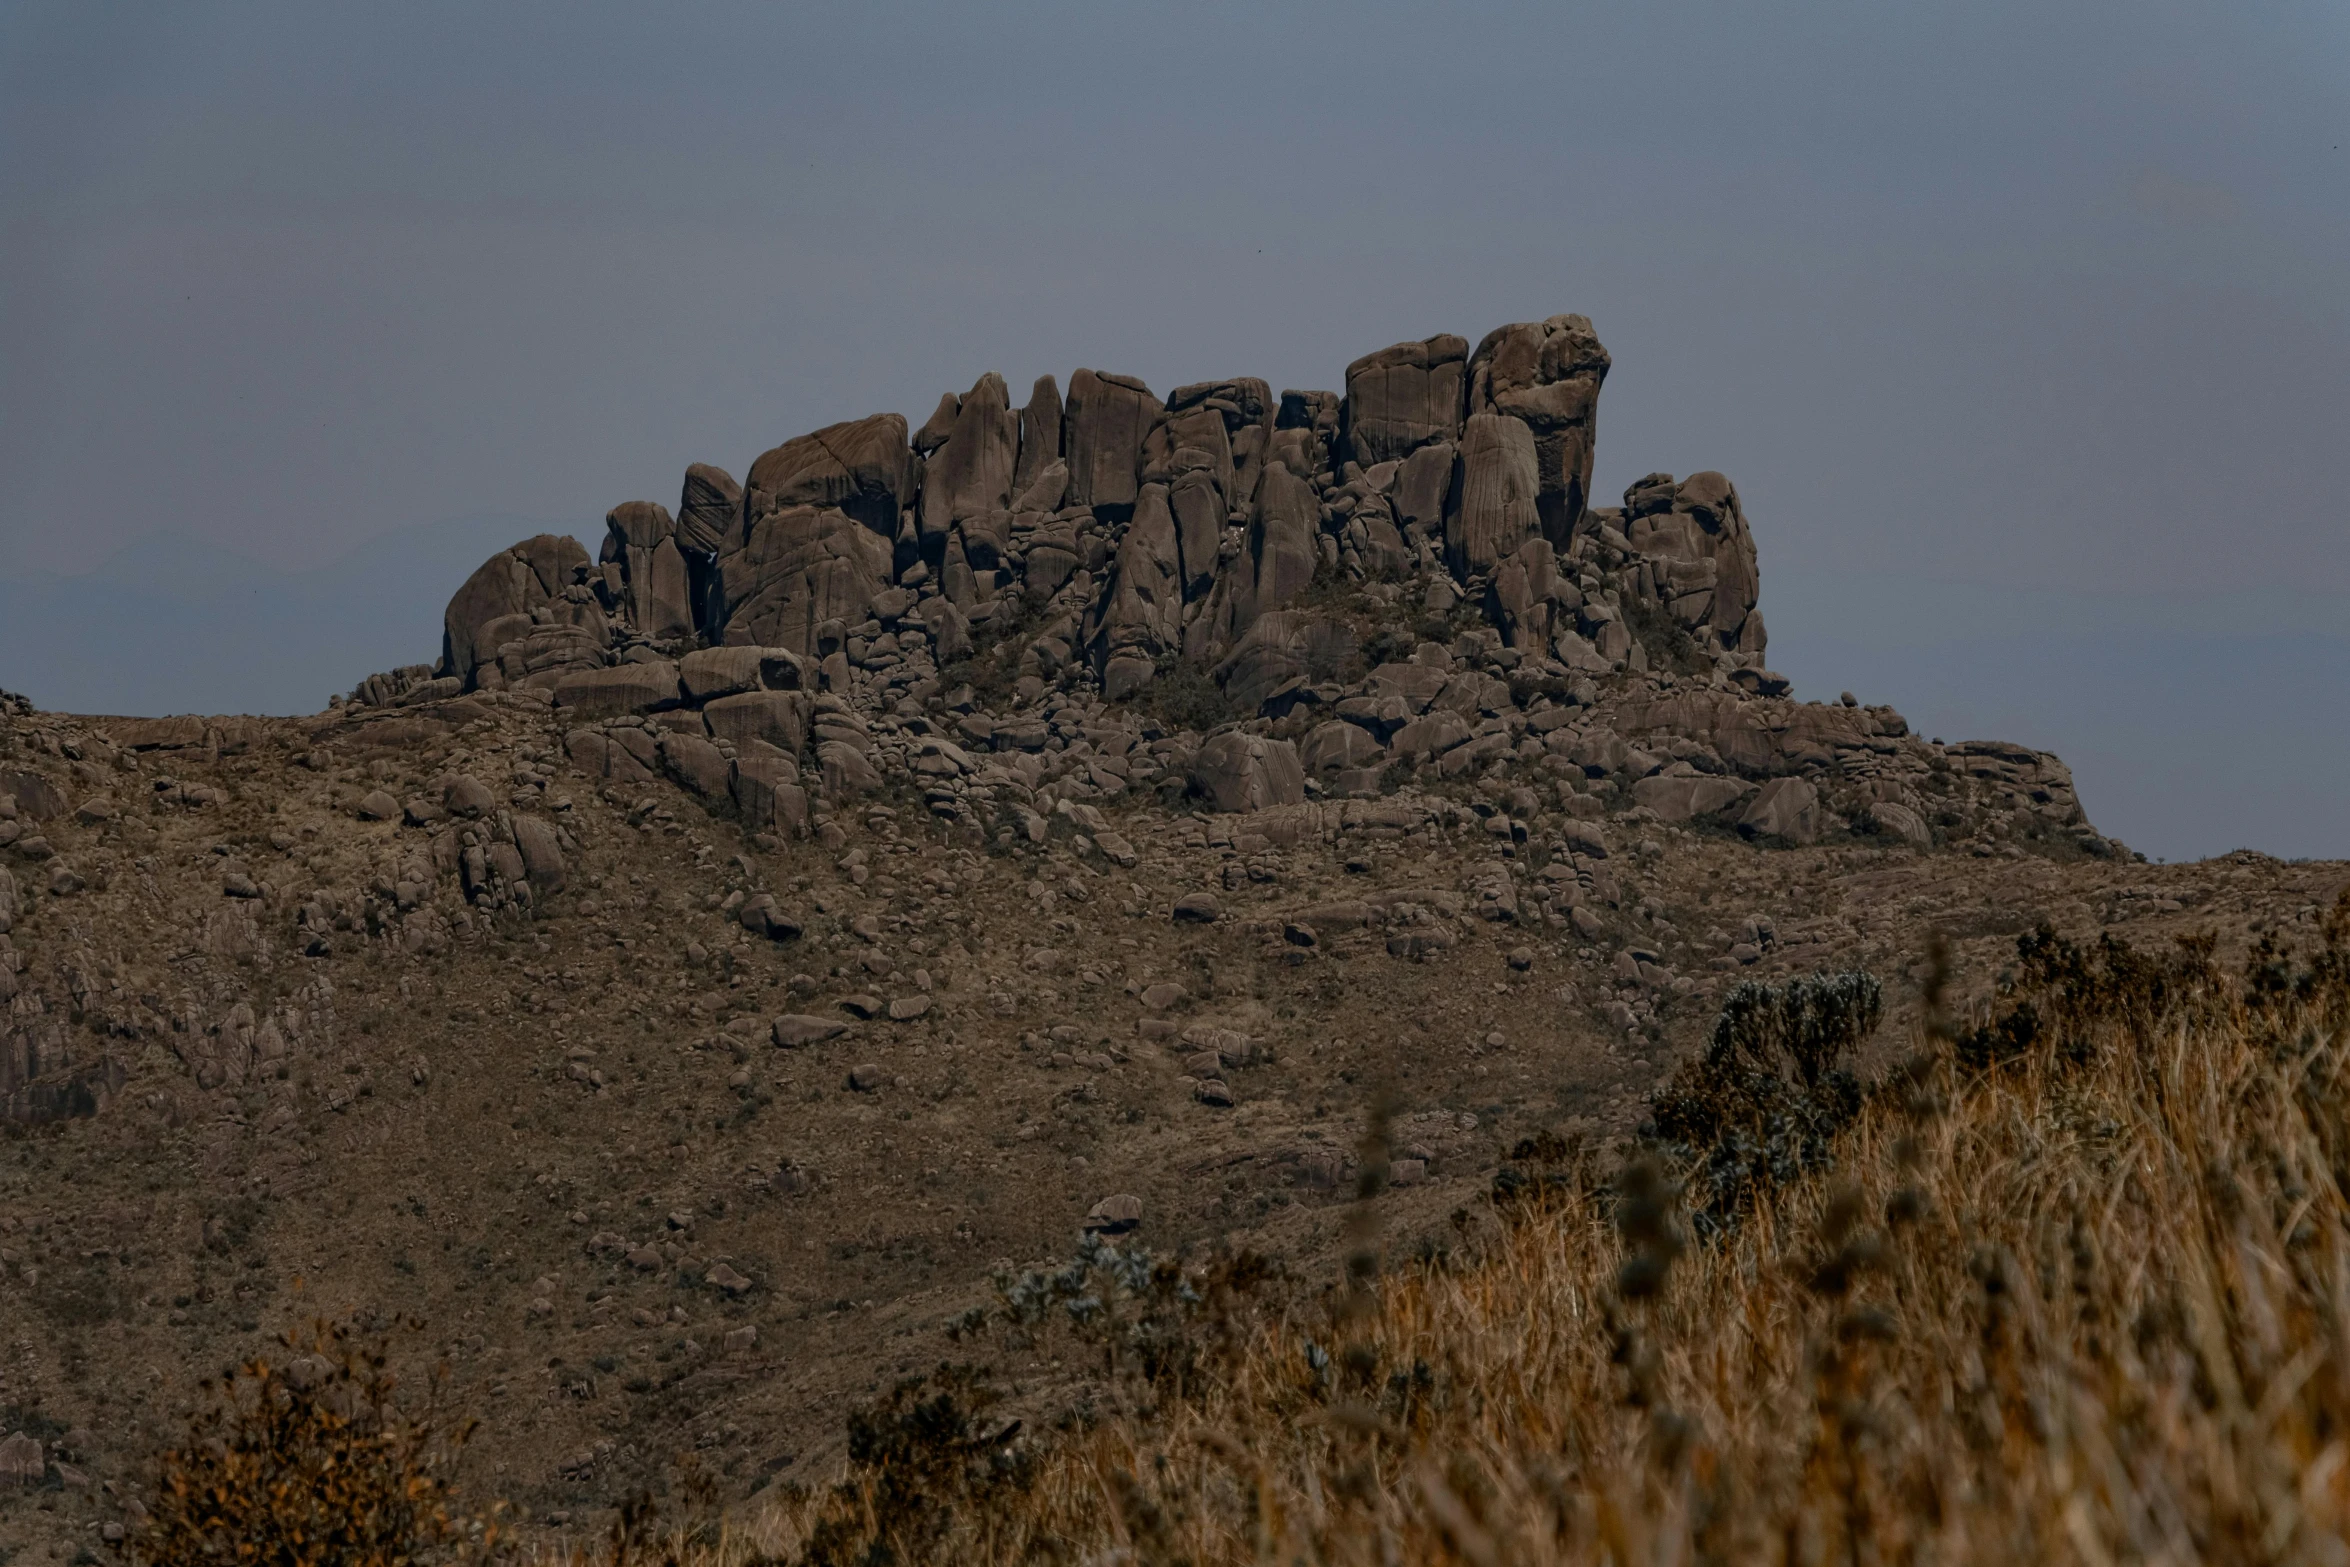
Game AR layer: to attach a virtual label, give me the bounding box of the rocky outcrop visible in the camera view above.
[676,462,741,635]
[1344,335,1467,468]
[742,413,916,543]
[602,501,693,642]
[1012,375,1064,496]
[1186,464,1319,664]
[1466,314,1609,539]
[1450,412,1541,575]
[1064,370,1157,517]
[720,507,895,657]
[363,313,2097,867]
[1088,484,1183,700]
[917,372,1019,560]
[0,289,2246,1565]
[440,534,608,693]
[1611,470,1764,659]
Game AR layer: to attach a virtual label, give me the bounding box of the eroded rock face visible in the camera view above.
[919,372,1019,558]
[720,506,894,657]
[1484,538,1577,652]
[1188,465,1320,665]
[1467,314,1610,539]
[603,501,693,642]
[1450,413,1541,576]
[1012,375,1064,497]
[742,413,916,542]
[1619,471,1764,659]
[441,535,607,692]
[676,464,740,556]
[1163,377,1273,523]
[1064,369,1157,517]
[676,462,742,635]
[1088,484,1183,695]
[1345,335,1468,468]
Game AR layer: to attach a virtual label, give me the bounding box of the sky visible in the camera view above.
[1,1,2344,861]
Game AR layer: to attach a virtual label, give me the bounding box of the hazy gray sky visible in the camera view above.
[3,2,2345,860]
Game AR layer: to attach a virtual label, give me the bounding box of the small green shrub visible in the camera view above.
[1621,597,1711,677]
[1122,655,1245,736]
[1646,971,1882,1232]
[794,1367,1031,1567]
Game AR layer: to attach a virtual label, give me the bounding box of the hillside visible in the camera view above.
[0,314,2342,1561]
[753,893,2350,1563]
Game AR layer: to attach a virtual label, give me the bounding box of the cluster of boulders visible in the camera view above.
[316,311,2106,860]
[388,315,1763,722]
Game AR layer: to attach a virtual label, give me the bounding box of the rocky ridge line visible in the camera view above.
[341,315,2100,864]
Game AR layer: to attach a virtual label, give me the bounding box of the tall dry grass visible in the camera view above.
[150,900,2350,1566]
[738,898,2350,1565]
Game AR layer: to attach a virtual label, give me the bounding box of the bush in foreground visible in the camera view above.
[138,1319,491,1567]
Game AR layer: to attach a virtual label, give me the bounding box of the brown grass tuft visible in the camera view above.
[138,1318,495,1566]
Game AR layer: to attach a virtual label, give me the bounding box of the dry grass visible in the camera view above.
[137,1319,493,1567]
[163,898,2350,1566]
[729,897,2350,1565]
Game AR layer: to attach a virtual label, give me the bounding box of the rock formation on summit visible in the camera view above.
[388,309,2062,861]
[428,315,1735,688]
